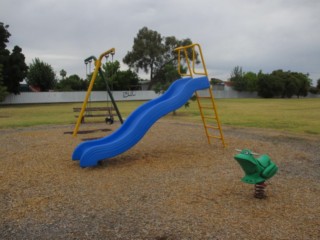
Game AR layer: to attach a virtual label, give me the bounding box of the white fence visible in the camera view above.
[1,90,161,105]
[1,87,318,105]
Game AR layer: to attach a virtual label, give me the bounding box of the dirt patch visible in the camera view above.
[0,120,319,239]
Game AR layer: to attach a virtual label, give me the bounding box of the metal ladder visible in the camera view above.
[174,43,226,147]
[195,88,226,146]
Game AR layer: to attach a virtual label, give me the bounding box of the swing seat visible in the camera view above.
[73,107,115,123]
[105,116,114,124]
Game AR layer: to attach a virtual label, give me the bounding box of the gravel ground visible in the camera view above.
[0,120,319,239]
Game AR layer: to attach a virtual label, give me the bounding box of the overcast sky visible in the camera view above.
[1,0,320,84]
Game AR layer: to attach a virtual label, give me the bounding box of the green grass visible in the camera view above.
[165,98,320,135]
[1,98,320,135]
[0,101,145,128]
[220,98,320,134]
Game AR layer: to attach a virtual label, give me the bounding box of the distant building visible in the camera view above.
[139,80,150,90]
[19,83,31,92]
[19,83,41,92]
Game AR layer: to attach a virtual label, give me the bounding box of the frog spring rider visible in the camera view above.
[234,149,278,199]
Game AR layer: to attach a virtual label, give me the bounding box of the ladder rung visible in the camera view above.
[196,89,225,146]
[203,116,217,120]
[206,125,219,130]
[208,135,222,139]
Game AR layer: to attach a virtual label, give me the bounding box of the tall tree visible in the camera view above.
[230,66,246,91]
[152,36,192,91]
[123,27,163,88]
[0,64,8,101]
[60,69,67,80]
[0,22,28,94]
[6,46,28,94]
[0,22,10,50]
[123,27,195,89]
[27,58,56,91]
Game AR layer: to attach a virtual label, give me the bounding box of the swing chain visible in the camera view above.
[104,54,114,124]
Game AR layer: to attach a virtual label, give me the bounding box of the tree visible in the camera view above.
[153,62,181,94]
[0,64,8,101]
[309,79,320,94]
[103,60,140,91]
[55,74,87,91]
[123,27,163,89]
[123,27,195,89]
[113,69,140,90]
[230,66,246,91]
[309,86,319,94]
[27,58,56,91]
[230,67,258,92]
[91,61,140,91]
[0,22,10,50]
[257,71,285,98]
[243,71,258,92]
[0,22,28,94]
[99,60,121,90]
[153,61,190,114]
[6,46,28,94]
[60,69,67,80]
[292,72,310,98]
[270,70,310,98]
[270,70,292,98]
[210,77,224,85]
[152,37,192,91]
[257,70,311,98]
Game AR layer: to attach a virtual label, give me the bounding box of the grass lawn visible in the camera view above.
[0,98,320,135]
[0,101,143,128]
[165,98,320,135]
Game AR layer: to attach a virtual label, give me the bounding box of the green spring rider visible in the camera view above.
[234,149,278,198]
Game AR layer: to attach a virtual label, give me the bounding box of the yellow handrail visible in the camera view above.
[73,48,115,137]
[174,43,208,77]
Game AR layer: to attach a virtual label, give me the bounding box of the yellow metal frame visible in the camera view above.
[73,48,115,137]
[174,43,208,77]
[174,44,226,147]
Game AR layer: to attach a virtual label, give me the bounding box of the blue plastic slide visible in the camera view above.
[72,76,210,167]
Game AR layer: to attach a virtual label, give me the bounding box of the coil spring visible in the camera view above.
[254,182,267,199]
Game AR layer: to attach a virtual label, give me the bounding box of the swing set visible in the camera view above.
[73,48,123,137]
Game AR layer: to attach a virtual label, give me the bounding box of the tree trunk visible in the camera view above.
[148,63,154,90]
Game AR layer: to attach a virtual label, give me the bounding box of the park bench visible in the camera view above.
[73,107,115,124]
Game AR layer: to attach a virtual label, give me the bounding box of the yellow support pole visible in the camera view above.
[72,48,115,137]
